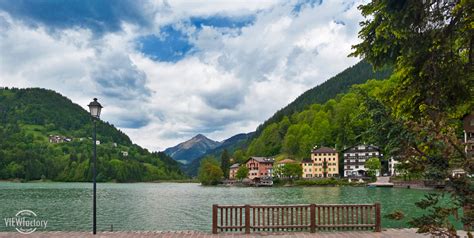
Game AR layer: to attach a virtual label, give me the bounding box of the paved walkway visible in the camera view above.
[0,229,470,238]
[368,176,394,187]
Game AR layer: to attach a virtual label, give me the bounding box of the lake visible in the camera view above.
[0,182,440,232]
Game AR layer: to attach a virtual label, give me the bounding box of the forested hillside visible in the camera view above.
[254,60,391,138]
[0,88,185,182]
[239,79,394,164]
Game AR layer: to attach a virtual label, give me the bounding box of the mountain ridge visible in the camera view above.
[164,134,221,164]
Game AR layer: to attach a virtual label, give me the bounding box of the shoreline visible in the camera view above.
[0,180,437,190]
[0,179,199,184]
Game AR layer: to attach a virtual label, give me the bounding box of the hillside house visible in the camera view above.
[49,135,72,144]
[302,146,339,178]
[343,145,381,177]
[229,163,240,179]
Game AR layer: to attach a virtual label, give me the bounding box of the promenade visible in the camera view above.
[0,229,470,238]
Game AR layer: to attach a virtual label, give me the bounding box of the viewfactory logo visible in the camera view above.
[4,210,48,234]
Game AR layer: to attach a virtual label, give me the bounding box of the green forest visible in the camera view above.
[0,88,185,182]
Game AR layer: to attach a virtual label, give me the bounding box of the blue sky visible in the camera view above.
[0,0,364,151]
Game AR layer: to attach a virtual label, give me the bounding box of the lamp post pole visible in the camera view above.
[93,118,97,235]
[88,98,102,235]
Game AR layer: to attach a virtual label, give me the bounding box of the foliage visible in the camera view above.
[351,0,473,234]
[409,193,459,237]
[274,163,303,182]
[220,149,230,179]
[236,166,249,181]
[365,157,381,177]
[0,88,185,182]
[197,157,223,185]
[385,210,405,221]
[254,60,391,138]
[293,178,355,186]
[245,80,390,158]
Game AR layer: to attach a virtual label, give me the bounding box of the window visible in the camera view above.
[355,166,359,169]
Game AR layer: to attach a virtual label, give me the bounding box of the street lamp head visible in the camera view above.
[88,98,103,119]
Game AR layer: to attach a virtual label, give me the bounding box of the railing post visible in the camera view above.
[310,204,316,233]
[212,204,218,234]
[245,205,250,234]
[374,203,381,232]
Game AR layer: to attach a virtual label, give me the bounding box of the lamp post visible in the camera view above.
[88,98,102,235]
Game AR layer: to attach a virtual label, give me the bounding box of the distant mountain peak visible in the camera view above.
[194,133,206,138]
[164,134,221,164]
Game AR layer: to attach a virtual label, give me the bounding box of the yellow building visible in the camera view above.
[301,146,339,178]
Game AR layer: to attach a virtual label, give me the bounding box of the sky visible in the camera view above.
[0,0,365,151]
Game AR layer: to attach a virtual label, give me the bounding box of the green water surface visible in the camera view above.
[0,182,451,232]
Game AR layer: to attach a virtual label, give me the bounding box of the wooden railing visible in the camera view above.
[212,203,381,234]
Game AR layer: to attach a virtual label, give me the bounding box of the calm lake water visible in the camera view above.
[0,182,444,232]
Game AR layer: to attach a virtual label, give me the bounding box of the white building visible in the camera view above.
[343,145,382,177]
[388,157,400,176]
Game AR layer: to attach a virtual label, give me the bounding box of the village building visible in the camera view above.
[302,147,339,178]
[301,158,313,178]
[245,157,274,179]
[121,151,128,157]
[48,135,72,143]
[313,147,339,178]
[388,157,400,176]
[343,145,381,177]
[229,163,240,180]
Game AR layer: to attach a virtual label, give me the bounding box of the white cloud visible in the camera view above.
[0,0,365,151]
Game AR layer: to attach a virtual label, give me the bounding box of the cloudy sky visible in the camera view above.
[0,0,364,151]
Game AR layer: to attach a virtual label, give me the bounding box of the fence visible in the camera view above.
[212,203,381,234]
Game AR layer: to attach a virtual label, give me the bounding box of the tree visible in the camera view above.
[198,157,223,186]
[282,163,303,182]
[220,149,230,179]
[365,158,381,178]
[235,166,249,181]
[351,0,473,235]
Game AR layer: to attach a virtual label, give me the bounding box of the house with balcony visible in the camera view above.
[343,145,381,177]
[245,157,274,185]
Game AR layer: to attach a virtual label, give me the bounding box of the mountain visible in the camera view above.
[183,132,253,176]
[164,134,221,164]
[0,87,185,182]
[254,60,392,138]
